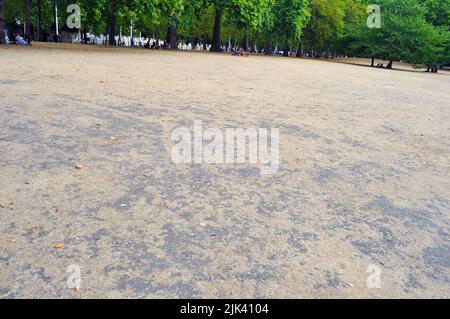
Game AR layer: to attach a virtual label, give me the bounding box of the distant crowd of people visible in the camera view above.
[3,30,351,60]
[73,33,254,56]
[232,47,251,57]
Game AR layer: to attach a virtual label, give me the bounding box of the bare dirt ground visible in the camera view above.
[0,43,449,299]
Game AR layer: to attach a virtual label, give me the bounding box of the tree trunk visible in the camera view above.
[166,24,177,49]
[37,0,43,41]
[243,31,249,51]
[265,38,273,55]
[296,41,302,57]
[371,57,375,67]
[283,40,289,57]
[0,0,4,44]
[298,41,304,57]
[25,0,32,39]
[53,1,58,42]
[83,28,88,44]
[211,8,222,52]
[108,1,118,46]
[386,60,393,69]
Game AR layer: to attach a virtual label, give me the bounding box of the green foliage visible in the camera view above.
[272,0,310,42]
[303,0,365,51]
[345,0,449,67]
[421,0,450,28]
[229,0,275,31]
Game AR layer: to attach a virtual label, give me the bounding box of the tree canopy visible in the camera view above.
[344,0,449,69]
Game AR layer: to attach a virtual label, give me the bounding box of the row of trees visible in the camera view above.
[1,0,449,70]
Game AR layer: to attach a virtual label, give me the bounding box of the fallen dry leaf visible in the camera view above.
[54,243,64,249]
[26,225,38,231]
[109,136,117,141]
[55,208,59,213]
[75,165,82,170]
[199,222,207,228]
[73,287,81,293]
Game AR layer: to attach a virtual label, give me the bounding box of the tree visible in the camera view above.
[211,3,222,51]
[231,0,275,50]
[421,0,450,28]
[303,0,364,55]
[70,0,106,43]
[0,0,4,44]
[159,0,185,48]
[36,0,43,41]
[24,0,31,38]
[345,0,448,70]
[421,0,450,68]
[209,0,227,51]
[208,0,274,51]
[272,0,310,55]
[177,0,210,47]
[411,22,449,71]
[107,0,119,45]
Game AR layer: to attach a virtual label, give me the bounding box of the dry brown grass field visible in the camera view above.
[0,43,449,298]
